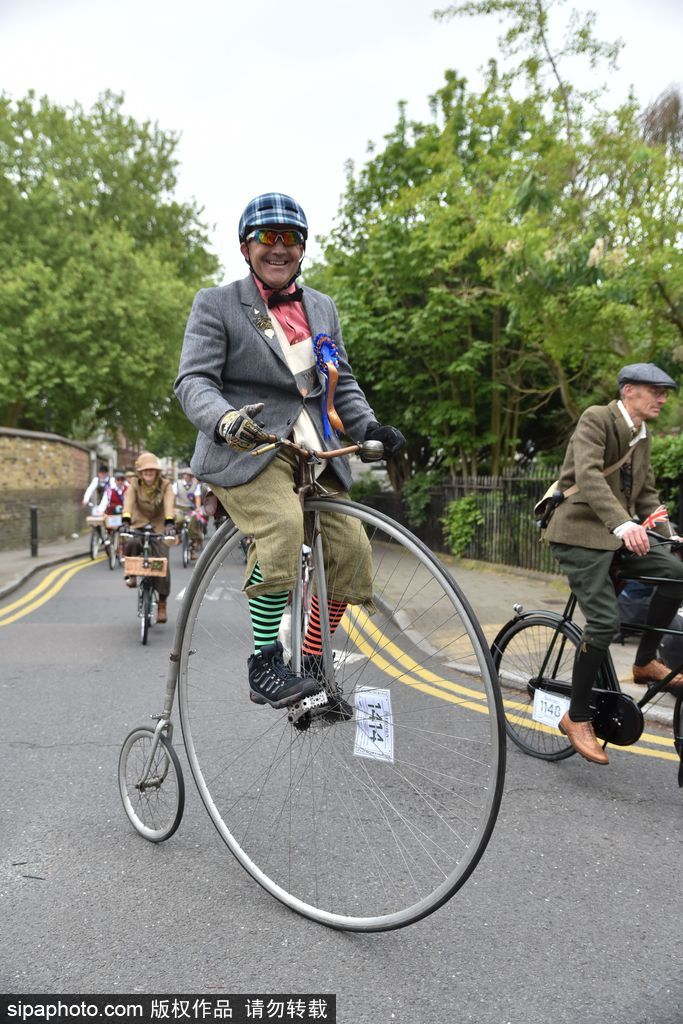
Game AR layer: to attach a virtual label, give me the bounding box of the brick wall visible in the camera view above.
[0,428,95,551]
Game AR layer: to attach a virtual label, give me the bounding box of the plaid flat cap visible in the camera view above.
[618,362,678,390]
[238,193,308,240]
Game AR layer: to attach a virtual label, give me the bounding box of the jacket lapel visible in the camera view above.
[237,278,324,396]
[608,400,633,456]
[238,276,289,367]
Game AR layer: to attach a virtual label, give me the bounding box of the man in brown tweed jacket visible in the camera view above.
[545,362,683,764]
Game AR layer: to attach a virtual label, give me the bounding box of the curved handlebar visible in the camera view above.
[250,435,385,462]
[645,528,682,547]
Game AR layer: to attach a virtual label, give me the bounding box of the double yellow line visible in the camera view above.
[345,608,679,763]
[0,556,102,627]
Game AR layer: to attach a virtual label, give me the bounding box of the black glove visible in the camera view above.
[218,403,271,451]
[364,421,406,459]
[164,520,176,538]
[121,516,132,534]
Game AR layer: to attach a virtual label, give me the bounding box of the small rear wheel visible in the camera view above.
[108,534,117,570]
[182,528,190,568]
[118,727,184,842]
[491,614,578,760]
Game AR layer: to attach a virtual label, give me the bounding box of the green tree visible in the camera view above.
[306,1,682,486]
[0,91,219,442]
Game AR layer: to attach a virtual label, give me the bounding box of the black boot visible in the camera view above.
[248,642,320,709]
[569,641,607,722]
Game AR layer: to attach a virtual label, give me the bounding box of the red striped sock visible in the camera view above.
[302,595,348,655]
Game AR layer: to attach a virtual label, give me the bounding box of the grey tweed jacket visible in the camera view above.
[174,276,376,490]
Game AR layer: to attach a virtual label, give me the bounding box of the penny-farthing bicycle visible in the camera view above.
[118,437,506,931]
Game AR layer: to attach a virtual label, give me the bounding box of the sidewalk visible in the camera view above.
[0,532,90,600]
[0,534,675,725]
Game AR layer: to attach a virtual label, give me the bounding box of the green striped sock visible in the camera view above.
[247,562,289,654]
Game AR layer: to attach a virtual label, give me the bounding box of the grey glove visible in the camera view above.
[218,403,270,451]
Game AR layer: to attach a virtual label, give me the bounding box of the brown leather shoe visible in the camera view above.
[125,575,137,588]
[559,712,609,764]
[156,600,167,624]
[632,659,683,691]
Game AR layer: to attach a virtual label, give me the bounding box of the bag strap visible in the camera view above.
[561,443,638,500]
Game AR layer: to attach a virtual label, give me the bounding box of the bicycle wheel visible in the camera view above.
[108,533,117,570]
[182,528,190,568]
[178,502,505,932]
[118,727,185,842]
[491,614,579,760]
[140,586,151,645]
[89,527,101,560]
[674,692,683,758]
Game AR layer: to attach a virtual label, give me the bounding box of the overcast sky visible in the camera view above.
[1,0,681,281]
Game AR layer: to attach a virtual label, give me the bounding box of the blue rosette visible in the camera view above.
[313,333,344,439]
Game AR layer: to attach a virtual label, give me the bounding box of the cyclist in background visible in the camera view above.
[121,452,176,624]
[543,362,683,764]
[175,192,405,709]
[172,468,205,560]
[95,469,129,551]
[96,468,129,517]
[82,463,110,506]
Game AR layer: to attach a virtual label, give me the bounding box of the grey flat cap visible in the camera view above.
[618,362,678,390]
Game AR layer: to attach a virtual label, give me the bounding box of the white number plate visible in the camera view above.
[354,687,394,763]
[532,688,570,729]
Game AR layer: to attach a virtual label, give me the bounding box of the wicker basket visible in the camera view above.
[86,515,104,526]
[124,556,168,578]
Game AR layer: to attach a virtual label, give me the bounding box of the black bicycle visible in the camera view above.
[491,534,683,785]
[121,526,171,645]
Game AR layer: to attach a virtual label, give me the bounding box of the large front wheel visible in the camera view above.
[177,502,505,931]
[491,614,580,760]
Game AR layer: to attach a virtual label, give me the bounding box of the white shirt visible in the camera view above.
[613,401,646,537]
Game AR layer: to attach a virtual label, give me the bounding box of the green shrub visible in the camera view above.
[349,474,384,503]
[440,495,484,557]
[651,434,683,519]
[402,471,441,528]
[651,434,683,479]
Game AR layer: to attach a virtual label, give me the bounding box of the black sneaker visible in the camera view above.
[248,641,321,709]
[302,654,354,722]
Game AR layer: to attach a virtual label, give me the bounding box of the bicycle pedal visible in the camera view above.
[287,690,328,723]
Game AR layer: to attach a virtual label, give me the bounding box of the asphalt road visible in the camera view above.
[1,544,681,1023]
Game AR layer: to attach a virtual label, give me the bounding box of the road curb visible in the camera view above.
[0,550,90,602]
